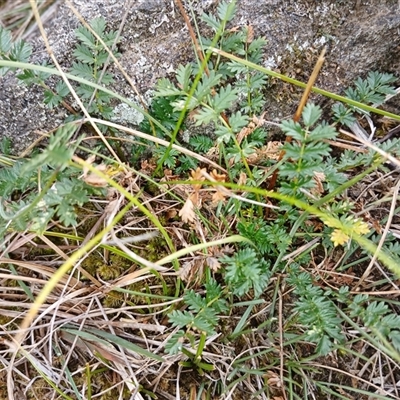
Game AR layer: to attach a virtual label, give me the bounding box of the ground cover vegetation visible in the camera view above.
[0,0,400,399]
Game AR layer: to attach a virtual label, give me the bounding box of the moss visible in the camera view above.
[79,252,105,277]
[143,236,168,262]
[102,290,125,307]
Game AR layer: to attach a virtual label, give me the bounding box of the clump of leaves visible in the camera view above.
[166,278,228,359]
[46,16,119,118]
[349,294,400,353]
[220,248,271,298]
[148,0,268,175]
[286,266,345,355]
[278,103,342,198]
[0,25,32,76]
[332,71,397,127]
[1,17,120,119]
[0,123,100,238]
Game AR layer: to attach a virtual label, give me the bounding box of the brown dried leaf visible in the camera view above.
[190,191,201,207]
[179,193,200,223]
[83,154,96,177]
[238,172,247,186]
[237,113,266,146]
[206,145,219,160]
[178,258,205,282]
[164,169,173,178]
[83,164,109,187]
[236,124,253,145]
[264,370,282,389]
[191,167,206,192]
[206,256,221,272]
[312,171,326,195]
[228,26,241,33]
[140,159,156,173]
[187,108,200,122]
[212,189,226,204]
[252,112,266,126]
[210,169,226,182]
[165,209,178,221]
[246,25,254,43]
[209,169,227,204]
[178,260,194,282]
[247,141,282,163]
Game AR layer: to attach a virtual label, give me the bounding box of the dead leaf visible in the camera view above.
[210,169,227,204]
[206,145,219,160]
[227,26,241,33]
[247,141,282,163]
[212,189,226,204]
[252,112,266,126]
[236,123,254,145]
[191,167,206,192]
[264,370,282,389]
[140,159,156,173]
[164,169,173,177]
[178,260,195,282]
[83,164,109,187]
[238,172,247,186]
[179,196,195,223]
[165,209,178,221]
[312,171,325,195]
[178,258,205,282]
[83,154,96,176]
[187,108,201,122]
[246,25,254,43]
[206,256,221,272]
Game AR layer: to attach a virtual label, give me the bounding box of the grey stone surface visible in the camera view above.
[0,0,399,154]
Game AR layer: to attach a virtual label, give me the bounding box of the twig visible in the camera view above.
[174,0,209,76]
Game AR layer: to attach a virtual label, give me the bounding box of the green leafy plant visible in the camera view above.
[1,1,400,398]
[1,17,119,120]
[166,278,228,370]
[349,294,400,352]
[0,24,32,76]
[332,71,397,127]
[278,103,341,198]
[0,124,100,237]
[286,266,345,355]
[149,2,269,176]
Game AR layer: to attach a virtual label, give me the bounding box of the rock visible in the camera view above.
[0,0,399,155]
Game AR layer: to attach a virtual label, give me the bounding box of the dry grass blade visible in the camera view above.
[0,258,81,288]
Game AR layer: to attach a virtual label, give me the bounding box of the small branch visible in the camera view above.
[175,0,209,76]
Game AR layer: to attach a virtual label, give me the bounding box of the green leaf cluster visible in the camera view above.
[287,267,345,355]
[0,25,32,76]
[0,124,100,236]
[237,217,291,255]
[349,294,400,352]
[0,18,119,118]
[220,248,271,297]
[166,278,227,354]
[332,71,396,126]
[279,103,339,198]
[149,0,268,175]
